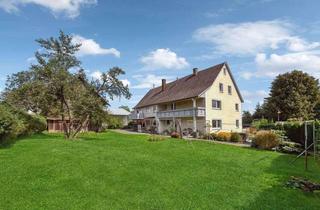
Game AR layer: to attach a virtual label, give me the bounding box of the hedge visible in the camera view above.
[252,119,320,145]
[0,103,46,146]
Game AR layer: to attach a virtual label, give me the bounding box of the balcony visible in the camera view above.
[156,107,205,118]
[129,112,144,120]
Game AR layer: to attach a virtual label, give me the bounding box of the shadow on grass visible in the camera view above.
[240,153,320,209]
[0,132,64,149]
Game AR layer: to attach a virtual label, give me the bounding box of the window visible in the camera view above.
[235,103,239,112]
[166,120,170,125]
[171,103,176,110]
[219,83,224,92]
[212,120,222,129]
[223,68,227,75]
[236,120,240,128]
[228,85,232,95]
[212,100,221,109]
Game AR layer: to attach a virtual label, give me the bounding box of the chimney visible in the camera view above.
[193,68,198,76]
[161,79,166,91]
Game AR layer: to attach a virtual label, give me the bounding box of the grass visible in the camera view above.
[0,131,320,209]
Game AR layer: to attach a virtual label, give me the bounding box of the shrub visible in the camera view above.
[252,130,279,150]
[216,131,231,141]
[282,122,304,144]
[277,141,302,154]
[105,116,123,129]
[208,132,217,140]
[252,119,276,130]
[238,132,248,142]
[170,131,180,138]
[148,135,165,142]
[230,132,241,142]
[0,105,18,144]
[0,103,47,147]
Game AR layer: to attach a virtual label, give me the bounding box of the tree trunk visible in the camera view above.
[60,86,71,139]
[71,115,90,139]
[60,98,70,139]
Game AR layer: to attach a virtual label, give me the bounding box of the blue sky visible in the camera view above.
[1,0,320,112]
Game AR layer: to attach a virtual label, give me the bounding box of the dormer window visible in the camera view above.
[219,83,224,93]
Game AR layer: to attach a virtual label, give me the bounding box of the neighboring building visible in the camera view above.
[108,108,131,126]
[47,117,94,132]
[130,62,243,135]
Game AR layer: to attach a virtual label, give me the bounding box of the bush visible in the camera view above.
[0,104,47,146]
[105,116,123,129]
[0,105,18,144]
[170,131,180,138]
[230,132,241,142]
[252,119,276,130]
[281,122,304,144]
[277,141,302,154]
[252,130,279,150]
[148,135,165,142]
[239,132,248,142]
[216,131,231,141]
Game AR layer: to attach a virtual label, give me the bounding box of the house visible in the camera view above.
[130,62,244,135]
[108,108,131,126]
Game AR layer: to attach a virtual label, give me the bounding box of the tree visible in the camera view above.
[252,103,265,119]
[242,111,253,125]
[3,31,131,139]
[315,102,320,119]
[264,70,320,120]
[119,105,130,112]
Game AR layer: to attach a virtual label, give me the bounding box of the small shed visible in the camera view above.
[46,117,93,132]
[108,108,131,126]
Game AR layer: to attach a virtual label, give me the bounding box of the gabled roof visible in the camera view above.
[108,108,130,116]
[134,62,243,108]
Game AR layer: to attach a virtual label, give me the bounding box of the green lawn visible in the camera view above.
[0,131,319,209]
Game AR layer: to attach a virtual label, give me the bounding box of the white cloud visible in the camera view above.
[255,52,320,78]
[242,90,269,108]
[120,79,130,87]
[242,90,269,99]
[0,0,97,18]
[132,74,174,89]
[89,71,130,87]
[193,20,320,55]
[26,56,36,63]
[72,35,120,57]
[239,71,254,80]
[286,37,320,52]
[90,70,102,80]
[140,48,189,70]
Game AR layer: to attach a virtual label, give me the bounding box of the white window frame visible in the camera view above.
[212,119,222,129]
[235,103,239,112]
[228,85,232,95]
[212,99,222,110]
[219,83,224,93]
[236,119,240,128]
[171,103,176,110]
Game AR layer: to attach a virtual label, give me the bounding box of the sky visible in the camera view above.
[1,0,320,112]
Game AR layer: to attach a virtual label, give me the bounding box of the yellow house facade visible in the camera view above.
[130,62,243,135]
